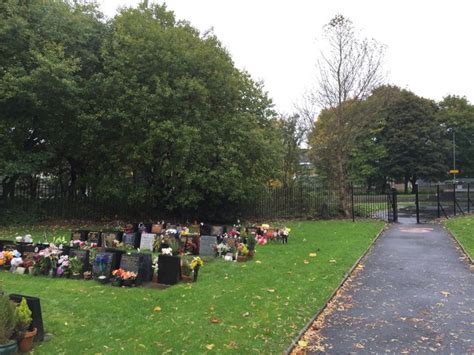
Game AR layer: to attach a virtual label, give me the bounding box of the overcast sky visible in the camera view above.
[98,0,474,114]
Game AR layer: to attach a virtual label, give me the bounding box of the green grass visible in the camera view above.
[445,215,474,260]
[0,220,384,354]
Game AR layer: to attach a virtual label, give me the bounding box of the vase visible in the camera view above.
[15,267,26,275]
[193,266,200,282]
[0,340,17,355]
[18,328,37,353]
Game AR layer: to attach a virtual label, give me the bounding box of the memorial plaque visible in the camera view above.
[71,230,88,241]
[9,294,44,342]
[210,225,224,236]
[151,224,163,234]
[119,253,141,274]
[92,252,114,279]
[199,235,216,256]
[123,232,139,248]
[102,232,122,248]
[139,233,156,251]
[69,249,90,274]
[87,231,101,244]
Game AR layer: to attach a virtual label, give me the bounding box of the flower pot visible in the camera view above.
[122,279,135,287]
[18,328,37,353]
[71,273,81,280]
[193,266,200,282]
[27,267,35,275]
[97,275,108,284]
[15,267,26,275]
[237,255,248,262]
[0,340,17,355]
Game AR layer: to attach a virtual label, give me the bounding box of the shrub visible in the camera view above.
[15,298,32,333]
[0,295,17,344]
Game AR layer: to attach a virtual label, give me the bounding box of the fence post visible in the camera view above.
[453,183,456,216]
[351,183,355,222]
[437,185,440,219]
[415,184,420,224]
[468,183,471,214]
[392,188,398,222]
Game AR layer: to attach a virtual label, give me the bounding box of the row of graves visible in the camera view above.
[0,222,291,288]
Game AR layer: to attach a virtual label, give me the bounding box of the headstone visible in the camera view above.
[0,239,14,251]
[199,235,216,256]
[119,254,141,274]
[92,252,115,279]
[122,232,139,248]
[105,248,124,271]
[87,231,101,244]
[9,294,44,342]
[71,230,88,241]
[102,232,122,248]
[157,255,180,285]
[210,225,224,236]
[139,233,156,251]
[69,249,90,274]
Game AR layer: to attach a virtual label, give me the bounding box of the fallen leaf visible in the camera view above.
[205,344,215,350]
[354,343,365,349]
[304,260,310,264]
[211,317,221,324]
[440,291,450,297]
[242,312,250,317]
[298,340,308,348]
[267,289,276,293]
[153,306,161,312]
[256,260,262,264]
[309,253,317,257]
[329,259,337,263]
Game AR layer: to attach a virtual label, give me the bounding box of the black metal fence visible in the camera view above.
[416,182,473,222]
[0,181,393,223]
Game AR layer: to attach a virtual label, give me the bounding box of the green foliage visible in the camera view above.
[0,295,17,344]
[0,1,283,221]
[69,257,83,275]
[445,215,474,259]
[15,297,32,333]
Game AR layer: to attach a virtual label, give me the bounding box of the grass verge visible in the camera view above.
[445,214,474,261]
[0,220,384,353]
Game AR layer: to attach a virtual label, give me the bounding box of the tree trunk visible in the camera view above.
[404,175,409,194]
[335,152,351,217]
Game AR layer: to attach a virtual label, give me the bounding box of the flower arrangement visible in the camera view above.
[69,256,83,277]
[112,268,137,286]
[214,243,230,256]
[0,251,14,267]
[10,251,23,272]
[190,256,203,270]
[237,243,249,256]
[56,255,70,277]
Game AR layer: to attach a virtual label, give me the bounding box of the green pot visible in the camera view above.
[0,340,17,355]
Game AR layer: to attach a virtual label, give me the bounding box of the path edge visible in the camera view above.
[284,223,390,354]
[443,224,474,265]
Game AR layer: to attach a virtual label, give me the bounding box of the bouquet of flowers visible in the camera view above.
[56,255,70,277]
[0,250,14,267]
[214,243,230,257]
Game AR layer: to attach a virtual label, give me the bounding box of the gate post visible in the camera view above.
[392,188,398,222]
[437,185,440,219]
[415,183,420,224]
[453,183,456,216]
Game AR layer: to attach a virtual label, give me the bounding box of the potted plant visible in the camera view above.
[15,298,37,353]
[0,295,17,355]
[69,257,83,279]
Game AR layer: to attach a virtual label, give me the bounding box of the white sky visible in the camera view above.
[98,0,474,114]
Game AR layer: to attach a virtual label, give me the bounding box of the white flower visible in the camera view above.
[161,248,173,255]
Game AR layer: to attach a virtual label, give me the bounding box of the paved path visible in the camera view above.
[302,223,474,354]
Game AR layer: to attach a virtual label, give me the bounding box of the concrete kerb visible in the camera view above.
[285,223,390,354]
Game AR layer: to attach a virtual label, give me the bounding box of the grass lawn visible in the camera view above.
[0,220,384,354]
[445,215,474,260]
